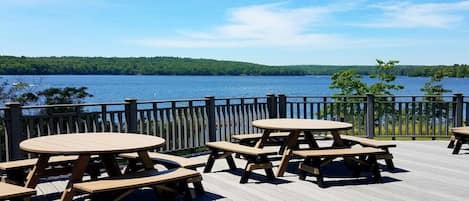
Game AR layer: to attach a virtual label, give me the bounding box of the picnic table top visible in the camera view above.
[252,118,353,131]
[451,127,469,135]
[20,133,165,155]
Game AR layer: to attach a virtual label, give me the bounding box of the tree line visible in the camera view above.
[0,56,305,75]
[1,56,468,77]
[297,64,469,77]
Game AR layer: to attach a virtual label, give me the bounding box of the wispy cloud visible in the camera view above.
[131,1,469,49]
[132,3,348,48]
[361,1,469,28]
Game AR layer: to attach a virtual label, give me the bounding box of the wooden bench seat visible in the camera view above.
[0,182,36,201]
[119,152,205,193]
[73,168,201,201]
[0,155,100,185]
[204,141,277,183]
[232,132,291,141]
[231,132,292,156]
[337,135,396,148]
[207,141,277,156]
[326,135,396,170]
[231,132,305,147]
[293,147,386,157]
[293,147,384,188]
[119,152,205,170]
[0,156,80,171]
[232,132,326,157]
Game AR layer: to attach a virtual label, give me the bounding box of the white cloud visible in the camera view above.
[362,1,469,28]
[132,3,347,48]
[131,1,469,49]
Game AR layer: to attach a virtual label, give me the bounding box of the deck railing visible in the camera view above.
[0,93,465,162]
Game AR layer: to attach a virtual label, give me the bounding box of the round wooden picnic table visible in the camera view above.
[20,133,165,155]
[252,118,353,177]
[20,133,165,201]
[252,119,353,131]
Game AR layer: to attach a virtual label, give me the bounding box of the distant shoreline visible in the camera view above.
[0,56,467,77]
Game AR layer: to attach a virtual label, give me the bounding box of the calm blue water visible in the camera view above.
[3,75,469,103]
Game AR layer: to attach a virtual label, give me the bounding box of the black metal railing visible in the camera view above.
[0,93,465,162]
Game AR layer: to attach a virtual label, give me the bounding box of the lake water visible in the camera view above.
[3,75,469,103]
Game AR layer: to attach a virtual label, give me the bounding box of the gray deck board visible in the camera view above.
[29,140,469,201]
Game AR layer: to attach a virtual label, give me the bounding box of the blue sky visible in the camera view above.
[1,0,469,65]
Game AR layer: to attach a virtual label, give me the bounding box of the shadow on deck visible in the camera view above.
[33,141,469,201]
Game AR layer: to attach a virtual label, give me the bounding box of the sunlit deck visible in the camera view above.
[33,140,468,201]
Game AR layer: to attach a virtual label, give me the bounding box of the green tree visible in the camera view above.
[368,59,404,95]
[420,70,451,118]
[329,70,367,96]
[329,59,404,126]
[329,59,404,96]
[0,79,93,113]
[0,79,37,105]
[37,87,92,105]
[36,87,93,114]
[420,70,451,98]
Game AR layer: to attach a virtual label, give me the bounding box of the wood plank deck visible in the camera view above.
[31,140,469,201]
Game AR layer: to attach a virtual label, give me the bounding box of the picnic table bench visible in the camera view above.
[325,135,396,169]
[0,155,100,185]
[231,132,291,158]
[293,147,384,188]
[204,141,276,183]
[119,152,205,170]
[232,132,292,146]
[0,182,36,201]
[119,152,205,193]
[73,168,201,201]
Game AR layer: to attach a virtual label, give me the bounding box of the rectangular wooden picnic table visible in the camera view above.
[252,118,353,177]
[19,133,165,201]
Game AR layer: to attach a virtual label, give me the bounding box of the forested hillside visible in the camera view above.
[0,56,467,77]
[0,56,306,75]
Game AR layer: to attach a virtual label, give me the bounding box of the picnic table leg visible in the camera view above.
[123,158,139,173]
[24,154,50,188]
[204,149,218,173]
[255,129,272,148]
[303,131,319,149]
[100,154,122,176]
[452,136,464,154]
[368,155,382,183]
[191,175,205,194]
[60,154,91,201]
[137,151,155,170]
[276,130,301,177]
[383,148,395,170]
[330,130,344,147]
[330,130,356,169]
[447,135,456,148]
[136,151,163,200]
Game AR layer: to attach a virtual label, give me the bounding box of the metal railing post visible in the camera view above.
[267,94,277,118]
[278,94,287,118]
[205,96,217,142]
[454,93,463,127]
[125,98,138,133]
[5,102,24,161]
[366,94,375,138]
